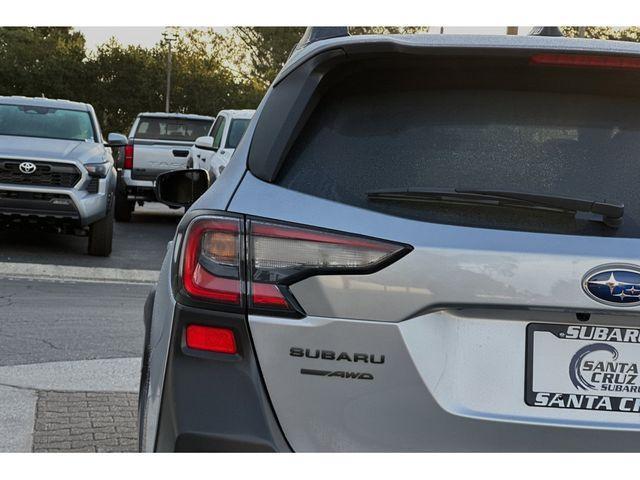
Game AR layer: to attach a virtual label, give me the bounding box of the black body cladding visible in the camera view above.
[154,304,291,452]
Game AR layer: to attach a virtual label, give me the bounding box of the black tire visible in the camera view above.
[114,177,134,222]
[88,201,114,257]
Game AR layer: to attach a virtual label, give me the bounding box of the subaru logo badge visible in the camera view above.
[18,161,36,174]
[583,265,640,306]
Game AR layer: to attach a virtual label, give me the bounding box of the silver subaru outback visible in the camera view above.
[139,28,640,451]
[0,96,127,256]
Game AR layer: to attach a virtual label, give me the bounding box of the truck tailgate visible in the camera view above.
[131,140,192,181]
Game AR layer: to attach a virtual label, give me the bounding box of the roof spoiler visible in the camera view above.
[288,27,349,60]
[298,27,349,46]
[528,26,564,37]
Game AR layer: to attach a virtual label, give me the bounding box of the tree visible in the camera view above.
[349,26,429,35]
[0,27,88,100]
[86,39,166,133]
[561,26,640,42]
[224,27,430,94]
[225,27,306,90]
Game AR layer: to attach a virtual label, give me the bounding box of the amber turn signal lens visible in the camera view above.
[202,231,238,265]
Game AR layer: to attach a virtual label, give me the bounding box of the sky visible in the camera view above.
[77,27,227,50]
[76,26,524,50]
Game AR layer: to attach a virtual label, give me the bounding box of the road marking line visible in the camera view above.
[0,262,159,284]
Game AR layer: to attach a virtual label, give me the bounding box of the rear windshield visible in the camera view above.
[0,104,95,142]
[277,62,640,238]
[134,117,213,141]
[225,118,251,149]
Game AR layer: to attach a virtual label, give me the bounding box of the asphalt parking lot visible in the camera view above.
[0,203,181,452]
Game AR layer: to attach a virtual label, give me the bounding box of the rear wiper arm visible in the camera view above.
[367,187,624,229]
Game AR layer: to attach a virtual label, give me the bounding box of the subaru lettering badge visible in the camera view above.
[583,265,640,306]
[18,162,36,174]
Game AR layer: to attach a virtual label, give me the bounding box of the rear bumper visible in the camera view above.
[142,300,290,452]
[138,247,290,452]
[121,170,157,202]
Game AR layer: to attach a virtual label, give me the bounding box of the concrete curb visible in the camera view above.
[0,262,158,284]
[0,357,141,393]
[0,385,37,452]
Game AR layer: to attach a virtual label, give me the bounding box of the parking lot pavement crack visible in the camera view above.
[0,293,15,307]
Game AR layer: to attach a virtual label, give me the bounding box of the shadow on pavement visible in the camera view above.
[0,203,182,270]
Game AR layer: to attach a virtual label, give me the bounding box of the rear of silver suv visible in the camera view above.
[141,30,640,451]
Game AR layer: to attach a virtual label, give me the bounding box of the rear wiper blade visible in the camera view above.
[367,187,624,229]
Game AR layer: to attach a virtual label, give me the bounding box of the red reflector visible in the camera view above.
[185,325,237,354]
[530,53,640,70]
[124,144,134,169]
[252,283,290,308]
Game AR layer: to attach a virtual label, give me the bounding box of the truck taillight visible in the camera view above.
[124,144,134,169]
[178,214,410,317]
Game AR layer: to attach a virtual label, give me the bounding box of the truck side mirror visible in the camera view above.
[107,132,128,147]
[194,136,215,150]
[155,169,210,208]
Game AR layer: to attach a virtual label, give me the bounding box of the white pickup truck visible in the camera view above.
[186,109,254,183]
[114,112,215,221]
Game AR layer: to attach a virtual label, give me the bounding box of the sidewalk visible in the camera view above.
[0,357,140,452]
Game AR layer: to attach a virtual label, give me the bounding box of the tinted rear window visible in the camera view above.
[277,62,640,238]
[134,117,212,141]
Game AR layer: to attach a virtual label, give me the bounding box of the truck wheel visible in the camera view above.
[114,181,134,222]
[88,202,114,257]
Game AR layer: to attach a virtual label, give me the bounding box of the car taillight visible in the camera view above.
[247,220,406,314]
[178,214,410,317]
[530,53,640,70]
[124,144,134,169]
[181,216,244,306]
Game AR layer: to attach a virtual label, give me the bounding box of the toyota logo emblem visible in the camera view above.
[19,162,36,174]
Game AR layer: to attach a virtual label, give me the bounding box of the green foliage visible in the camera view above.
[225,27,306,89]
[0,27,88,101]
[0,27,270,135]
[561,26,640,42]
[349,26,429,35]
[0,26,429,135]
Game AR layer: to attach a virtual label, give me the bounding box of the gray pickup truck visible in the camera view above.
[0,96,127,256]
[114,112,214,221]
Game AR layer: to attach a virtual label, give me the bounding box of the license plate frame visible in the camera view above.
[525,323,640,413]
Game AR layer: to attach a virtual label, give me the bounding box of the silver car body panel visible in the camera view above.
[140,245,177,453]
[249,312,640,452]
[230,172,640,451]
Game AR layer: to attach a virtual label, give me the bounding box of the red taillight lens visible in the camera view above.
[179,214,409,316]
[530,53,640,70]
[185,324,237,354]
[123,144,134,169]
[181,216,243,305]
